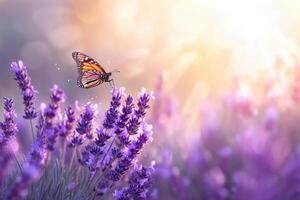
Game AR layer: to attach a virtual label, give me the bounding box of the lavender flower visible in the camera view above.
[28,143,47,166]
[68,103,96,150]
[103,87,123,130]
[2,68,154,200]
[135,88,152,119]
[68,131,84,148]
[113,164,154,200]
[94,94,134,172]
[10,61,37,119]
[115,95,134,147]
[8,146,47,200]
[8,109,47,199]
[0,98,18,183]
[35,111,46,148]
[59,106,75,138]
[44,85,65,126]
[0,98,18,144]
[76,103,96,139]
[96,122,153,194]
[92,88,124,150]
[115,95,134,135]
[78,142,103,172]
[126,122,153,158]
[95,127,110,147]
[127,88,152,136]
[8,105,47,200]
[73,88,154,197]
[0,150,14,184]
[83,88,125,172]
[43,85,65,150]
[101,89,152,172]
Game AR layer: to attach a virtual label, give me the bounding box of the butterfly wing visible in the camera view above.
[78,70,103,89]
[72,52,107,89]
[72,52,107,74]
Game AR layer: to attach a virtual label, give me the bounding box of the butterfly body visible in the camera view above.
[99,72,112,82]
[72,52,117,89]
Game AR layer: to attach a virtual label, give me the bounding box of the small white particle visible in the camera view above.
[67,79,70,83]
[57,67,60,71]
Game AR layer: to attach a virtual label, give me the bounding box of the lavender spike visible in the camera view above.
[10,61,37,119]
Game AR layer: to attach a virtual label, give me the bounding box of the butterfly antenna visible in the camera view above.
[111,69,120,73]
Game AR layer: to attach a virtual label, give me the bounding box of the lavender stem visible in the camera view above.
[87,136,117,189]
[69,147,76,171]
[100,136,116,167]
[10,143,22,172]
[30,119,35,141]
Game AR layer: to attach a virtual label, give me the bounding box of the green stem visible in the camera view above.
[44,153,51,178]
[75,148,81,182]
[87,136,116,194]
[69,147,76,171]
[7,142,22,172]
[88,136,116,186]
[62,140,67,165]
[100,136,116,166]
[29,119,35,141]
[13,152,22,172]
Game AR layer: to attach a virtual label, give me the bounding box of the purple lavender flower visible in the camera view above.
[44,85,65,125]
[105,88,152,170]
[8,110,48,199]
[0,98,18,184]
[126,122,153,159]
[127,88,152,136]
[113,164,154,200]
[35,112,46,148]
[8,122,47,199]
[0,150,14,184]
[135,88,152,119]
[115,95,134,147]
[103,87,123,130]
[67,131,84,148]
[84,88,125,173]
[8,146,47,200]
[59,106,75,138]
[28,143,47,166]
[0,98,18,144]
[95,127,110,147]
[43,85,65,150]
[78,143,103,172]
[92,88,124,151]
[76,103,96,139]
[96,122,153,194]
[10,61,37,119]
[0,98,18,183]
[115,95,134,135]
[68,103,96,151]
[7,84,65,199]
[113,188,130,200]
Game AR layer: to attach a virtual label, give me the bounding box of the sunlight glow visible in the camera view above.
[191,0,290,77]
[200,0,277,43]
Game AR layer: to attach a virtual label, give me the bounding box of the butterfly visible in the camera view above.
[72,52,119,89]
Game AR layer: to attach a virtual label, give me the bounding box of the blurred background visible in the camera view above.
[2,0,300,199]
[2,0,300,103]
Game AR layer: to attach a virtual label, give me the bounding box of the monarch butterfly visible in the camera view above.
[72,52,119,89]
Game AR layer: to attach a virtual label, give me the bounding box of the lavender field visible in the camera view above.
[1,0,300,200]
